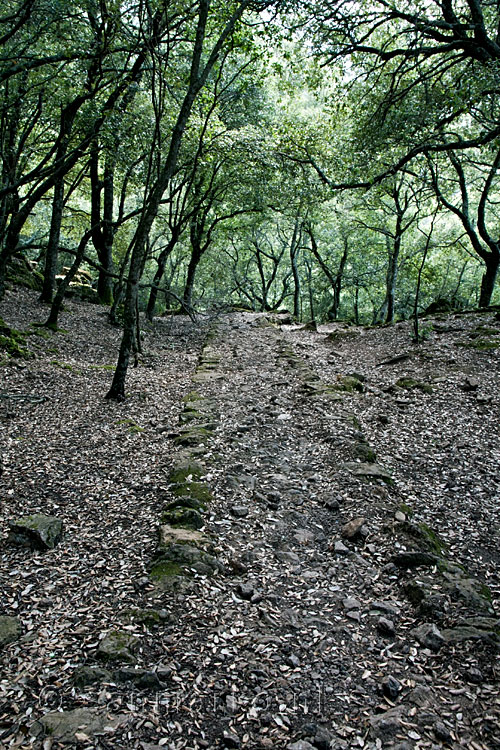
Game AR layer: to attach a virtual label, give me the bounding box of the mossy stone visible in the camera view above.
[396,520,448,556]
[335,375,364,393]
[354,442,377,463]
[396,377,433,394]
[8,514,63,550]
[170,481,213,508]
[458,339,500,350]
[0,319,32,359]
[174,426,212,446]
[161,507,204,529]
[168,458,204,484]
[152,543,222,578]
[0,616,21,648]
[97,630,138,663]
[150,560,183,580]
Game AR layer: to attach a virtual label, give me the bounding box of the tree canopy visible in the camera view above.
[1,0,499,397]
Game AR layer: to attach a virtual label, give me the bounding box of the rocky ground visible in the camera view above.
[0,288,499,750]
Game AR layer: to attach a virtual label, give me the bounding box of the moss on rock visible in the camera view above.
[168,459,204,484]
[458,339,500,350]
[174,426,212,446]
[170,481,213,507]
[334,375,364,393]
[150,560,183,579]
[161,507,204,530]
[396,377,433,394]
[0,318,32,359]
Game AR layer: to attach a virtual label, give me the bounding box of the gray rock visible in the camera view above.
[370,600,401,618]
[417,593,448,620]
[113,668,162,688]
[0,615,21,649]
[333,540,350,555]
[0,615,20,648]
[8,514,63,550]
[408,685,432,706]
[462,376,479,392]
[73,666,113,687]
[294,528,315,543]
[341,517,366,540]
[223,730,241,748]
[275,550,300,564]
[312,727,334,750]
[97,630,139,663]
[381,675,402,700]
[377,617,396,636]
[343,597,361,611]
[441,625,499,645]
[391,551,441,569]
[324,498,340,511]
[231,505,249,518]
[433,721,452,742]
[31,708,123,742]
[412,623,445,651]
[345,462,393,483]
[236,582,255,601]
[369,706,406,739]
[287,742,316,750]
[443,575,495,614]
[463,667,483,684]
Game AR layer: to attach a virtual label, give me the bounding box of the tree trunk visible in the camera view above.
[45,230,92,328]
[183,244,202,310]
[40,175,65,303]
[384,233,401,324]
[330,239,349,320]
[146,231,179,320]
[479,251,499,307]
[106,0,252,400]
[98,161,115,305]
[290,218,301,319]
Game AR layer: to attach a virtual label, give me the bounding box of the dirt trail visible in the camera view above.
[143,311,500,750]
[0,295,499,750]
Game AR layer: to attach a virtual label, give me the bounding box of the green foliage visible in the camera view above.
[115,418,144,434]
[0,319,32,359]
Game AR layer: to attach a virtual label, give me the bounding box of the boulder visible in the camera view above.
[151,543,223,581]
[8,514,63,550]
[31,708,124,743]
[341,517,366,540]
[96,630,139,663]
[345,462,393,483]
[159,524,207,546]
[0,615,20,648]
[369,706,407,739]
[391,551,441,569]
[412,623,445,651]
[161,507,204,529]
[73,666,113,687]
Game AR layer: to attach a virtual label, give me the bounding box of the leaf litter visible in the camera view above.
[0,290,498,749]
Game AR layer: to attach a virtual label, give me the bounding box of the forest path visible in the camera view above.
[0,295,499,750]
[146,311,499,750]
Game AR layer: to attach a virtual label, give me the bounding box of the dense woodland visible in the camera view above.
[2,0,500,398]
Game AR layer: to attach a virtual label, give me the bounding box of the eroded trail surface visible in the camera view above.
[0,297,499,750]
